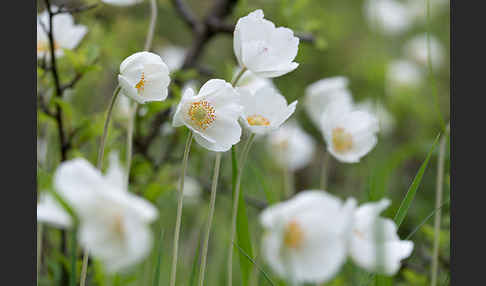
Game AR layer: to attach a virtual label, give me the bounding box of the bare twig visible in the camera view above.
[171,0,199,29]
[52,3,99,15]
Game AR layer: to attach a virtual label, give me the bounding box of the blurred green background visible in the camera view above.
[37,0,450,285]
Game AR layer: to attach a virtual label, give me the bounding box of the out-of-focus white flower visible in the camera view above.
[407,0,449,23]
[304,76,353,126]
[349,199,414,275]
[260,190,357,284]
[405,34,445,69]
[181,176,202,204]
[364,0,412,35]
[102,0,143,6]
[54,155,158,272]
[37,138,48,166]
[37,8,88,60]
[158,45,187,72]
[267,122,316,171]
[115,95,132,120]
[173,79,243,152]
[37,193,72,228]
[118,51,171,104]
[386,59,423,89]
[321,107,379,163]
[234,68,275,94]
[238,87,297,135]
[234,10,299,78]
[356,100,395,136]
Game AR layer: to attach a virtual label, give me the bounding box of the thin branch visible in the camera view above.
[171,0,199,29]
[52,3,99,16]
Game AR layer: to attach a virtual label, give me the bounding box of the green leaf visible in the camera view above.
[394,133,441,228]
[232,242,274,286]
[152,229,165,286]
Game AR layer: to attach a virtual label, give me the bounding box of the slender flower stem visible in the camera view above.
[170,132,194,286]
[232,67,247,86]
[37,223,43,285]
[198,153,222,286]
[283,165,294,199]
[125,0,158,188]
[79,85,121,286]
[320,150,330,189]
[430,124,449,286]
[227,134,255,286]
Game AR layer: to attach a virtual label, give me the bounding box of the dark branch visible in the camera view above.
[60,72,84,91]
[171,0,199,29]
[52,3,99,16]
[295,32,315,44]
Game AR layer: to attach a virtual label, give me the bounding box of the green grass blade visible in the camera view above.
[152,228,165,286]
[393,134,441,228]
[405,200,450,240]
[232,242,274,286]
[189,232,202,286]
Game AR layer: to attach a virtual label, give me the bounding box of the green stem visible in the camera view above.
[70,230,77,286]
[319,151,330,189]
[232,67,247,86]
[125,103,138,186]
[37,223,43,285]
[169,132,193,286]
[198,153,222,286]
[430,123,449,286]
[79,85,121,286]
[227,134,255,286]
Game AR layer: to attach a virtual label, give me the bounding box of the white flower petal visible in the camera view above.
[37,193,72,228]
[105,152,126,191]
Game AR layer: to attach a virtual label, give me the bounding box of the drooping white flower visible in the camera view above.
[102,0,143,6]
[37,193,72,228]
[386,59,423,89]
[321,107,379,163]
[158,45,187,72]
[349,199,414,275]
[356,100,395,136]
[173,79,243,152]
[238,87,297,135]
[118,51,171,104]
[364,0,412,35]
[234,10,299,78]
[405,34,445,69]
[304,76,353,126]
[267,122,316,171]
[54,155,158,272]
[234,68,275,94]
[37,8,88,60]
[260,190,357,284]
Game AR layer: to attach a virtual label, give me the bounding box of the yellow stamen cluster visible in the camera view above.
[332,127,353,154]
[37,41,60,53]
[283,220,304,249]
[247,115,270,126]
[112,213,125,238]
[135,72,146,94]
[188,100,216,130]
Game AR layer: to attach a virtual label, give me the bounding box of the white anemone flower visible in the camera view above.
[173,79,243,152]
[386,59,423,89]
[158,45,187,72]
[102,0,143,6]
[238,87,297,135]
[234,68,275,94]
[364,0,412,35]
[405,34,445,69]
[349,199,414,275]
[356,100,395,136]
[118,51,171,104]
[37,193,72,228]
[304,76,354,126]
[234,10,300,78]
[37,8,88,60]
[54,155,158,272]
[267,122,316,171]
[321,107,379,163]
[260,190,357,284]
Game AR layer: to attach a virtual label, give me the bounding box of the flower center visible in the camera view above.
[135,72,146,94]
[112,213,125,238]
[188,100,216,130]
[247,115,270,126]
[332,127,353,153]
[283,220,304,249]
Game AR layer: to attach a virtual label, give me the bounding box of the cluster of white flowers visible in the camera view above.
[260,190,413,284]
[37,153,158,272]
